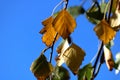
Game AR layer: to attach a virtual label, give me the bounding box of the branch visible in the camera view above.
[107,0,113,23]
[92,0,113,79]
[94,52,104,77]
[93,42,103,76]
[49,33,58,63]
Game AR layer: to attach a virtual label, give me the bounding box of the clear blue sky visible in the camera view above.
[0,0,120,80]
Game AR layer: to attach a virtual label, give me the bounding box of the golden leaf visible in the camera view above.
[40,17,53,34]
[94,19,116,44]
[64,43,85,74]
[53,9,76,39]
[103,46,114,71]
[56,42,85,74]
[40,17,59,47]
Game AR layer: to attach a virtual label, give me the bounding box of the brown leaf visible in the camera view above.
[40,17,59,47]
[64,43,85,74]
[56,42,85,74]
[110,0,120,31]
[53,9,76,39]
[103,46,114,71]
[94,19,116,44]
[30,54,54,80]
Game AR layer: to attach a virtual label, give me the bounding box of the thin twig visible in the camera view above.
[51,0,64,16]
[93,0,113,79]
[93,41,103,75]
[49,33,58,63]
[107,0,113,22]
[94,52,104,77]
[41,47,50,54]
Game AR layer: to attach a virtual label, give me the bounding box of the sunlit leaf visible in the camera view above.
[78,63,93,80]
[115,53,120,74]
[40,17,53,34]
[68,6,85,18]
[49,66,70,80]
[110,0,120,31]
[40,17,59,47]
[56,39,70,66]
[103,46,114,71]
[94,19,116,44]
[53,9,76,39]
[64,43,85,74]
[30,54,54,80]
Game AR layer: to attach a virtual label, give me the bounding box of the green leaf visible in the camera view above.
[49,66,70,80]
[68,6,85,18]
[30,54,54,79]
[86,2,108,24]
[54,6,85,18]
[78,63,93,80]
[115,53,120,74]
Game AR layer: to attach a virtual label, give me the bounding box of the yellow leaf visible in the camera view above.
[53,9,76,39]
[40,17,53,34]
[64,43,85,74]
[40,17,59,47]
[103,46,114,71]
[56,42,85,74]
[94,19,116,44]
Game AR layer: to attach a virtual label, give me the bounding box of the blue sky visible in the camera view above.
[0,0,120,80]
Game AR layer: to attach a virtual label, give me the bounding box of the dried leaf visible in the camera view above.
[56,42,85,74]
[40,17,53,34]
[56,39,70,66]
[103,46,114,71]
[110,0,120,31]
[40,17,59,47]
[64,43,85,74]
[94,19,116,44]
[53,9,76,39]
[78,63,93,80]
[30,54,54,80]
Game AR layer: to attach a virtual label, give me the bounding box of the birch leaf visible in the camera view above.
[40,17,59,47]
[40,17,53,34]
[115,53,120,74]
[53,9,76,39]
[94,19,116,44]
[56,39,70,66]
[78,63,93,80]
[103,46,114,71]
[30,54,54,80]
[68,6,85,18]
[110,0,120,31]
[49,66,70,80]
[64,43,85,74]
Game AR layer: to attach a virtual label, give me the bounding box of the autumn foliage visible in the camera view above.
[30,0,120,80]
